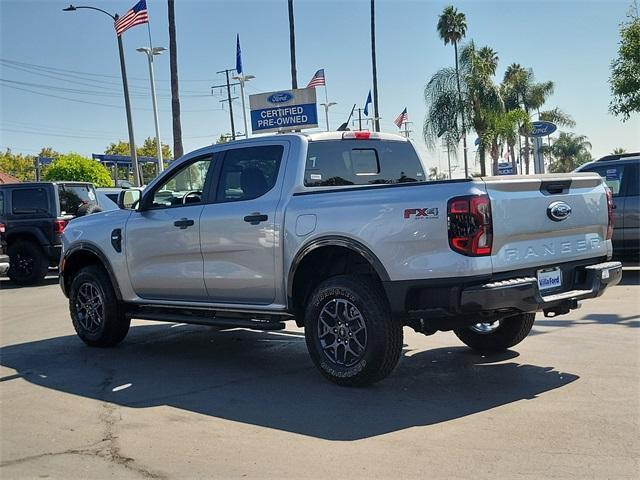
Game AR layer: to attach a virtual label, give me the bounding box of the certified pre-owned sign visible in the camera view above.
[249,88,318,133]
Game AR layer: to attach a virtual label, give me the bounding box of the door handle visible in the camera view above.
[244,213,268,224]
[174,218,195,229]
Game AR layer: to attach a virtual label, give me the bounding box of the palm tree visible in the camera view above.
[423,42,503,176]
[437,6,468,176]
[612,147,627,154]
[486,108,530,175]
[168,0,183,159]
[460,42,503,176]
[541,132,592,172]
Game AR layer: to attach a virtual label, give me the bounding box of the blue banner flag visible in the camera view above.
[236,34,242,74]
[363,90,372,116]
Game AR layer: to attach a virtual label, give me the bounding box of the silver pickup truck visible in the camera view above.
[59,131,622,386]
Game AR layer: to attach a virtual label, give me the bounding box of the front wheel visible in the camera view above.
[69,265,130,347]
[454,313,535,352]
[304,275,403,387]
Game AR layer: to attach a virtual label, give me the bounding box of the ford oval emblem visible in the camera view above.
[547,201,572,222]
[526,121,557,137]
[267,92,293,104]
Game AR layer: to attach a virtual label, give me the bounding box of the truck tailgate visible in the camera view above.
[484,173,610,273]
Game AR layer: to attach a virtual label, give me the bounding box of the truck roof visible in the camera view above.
[219,131,409,146]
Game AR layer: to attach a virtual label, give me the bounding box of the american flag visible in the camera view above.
[114,0,149,36]
[306,69,325,88]
[394,108,408,128]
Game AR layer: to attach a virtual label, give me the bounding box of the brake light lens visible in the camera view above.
[54,219,68,235]
[447,195,493,256]
[342,131,379,140]
[606,188,614,240]
[0,223,5,234]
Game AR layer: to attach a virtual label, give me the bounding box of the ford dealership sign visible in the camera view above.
[250,88,318,133]
[524,121,557,137]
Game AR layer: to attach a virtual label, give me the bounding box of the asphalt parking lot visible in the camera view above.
[1,269,638,479]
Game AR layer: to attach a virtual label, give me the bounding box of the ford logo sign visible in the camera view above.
[267,92,293,104]
[527,121,557,138]
[547,201,572,222]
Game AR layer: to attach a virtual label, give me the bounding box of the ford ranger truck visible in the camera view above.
[59,132,622,386]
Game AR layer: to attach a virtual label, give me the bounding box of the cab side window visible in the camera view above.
[217,146,283,202]
[150,157,212,208]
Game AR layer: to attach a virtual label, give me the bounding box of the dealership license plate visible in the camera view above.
[537,267,562,292]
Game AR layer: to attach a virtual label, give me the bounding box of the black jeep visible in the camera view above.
[0,182,102,285]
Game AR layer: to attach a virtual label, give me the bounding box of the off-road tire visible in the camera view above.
[69,265,130,347]
[454,313,535,352]
[304,275,403,387]
[7,239,48,285]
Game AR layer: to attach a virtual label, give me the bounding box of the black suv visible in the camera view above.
[0,182,102,285]
[577,152,639,259]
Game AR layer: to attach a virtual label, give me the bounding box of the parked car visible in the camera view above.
[576,152,639,259]
[0,181,103,285]
[60,132,621,386]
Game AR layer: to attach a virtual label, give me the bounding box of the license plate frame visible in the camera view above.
[537,267,562,292]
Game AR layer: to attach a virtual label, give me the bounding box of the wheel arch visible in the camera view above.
[287,236,390,325]
[61,243,122,300]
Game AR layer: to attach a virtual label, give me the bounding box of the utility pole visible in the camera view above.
[288,0,297,89]
[213,69,239,140]
[370,0,380,132]
[137,46,166,173]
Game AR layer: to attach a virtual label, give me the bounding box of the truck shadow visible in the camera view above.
[0,324,578,441]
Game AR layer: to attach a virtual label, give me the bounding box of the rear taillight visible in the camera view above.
[0,223,5,234]
[447,195,493,256]
[54,219,68,235]
[342,131,380,140]
[606,188,614,241]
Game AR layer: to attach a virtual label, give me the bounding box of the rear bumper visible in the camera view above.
[383,259,622,323]
[0,254,9,275]
[458,261,622,315]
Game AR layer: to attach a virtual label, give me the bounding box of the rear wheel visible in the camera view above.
[69,265,130,347]
[304,275,403,387]
[8,240,48,285]
[454,313,535,352]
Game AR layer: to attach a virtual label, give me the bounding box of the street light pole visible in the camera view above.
[63,5,141,186]
[137,47,166,173]
[320,102,337,131]
[232,74,255,138]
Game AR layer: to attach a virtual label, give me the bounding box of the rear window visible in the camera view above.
[12,188,49,214]
[59,184,96,215]
[584,165,626,196]
[305,140,425,187]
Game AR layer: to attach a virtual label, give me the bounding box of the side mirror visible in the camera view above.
[117,189,141,210]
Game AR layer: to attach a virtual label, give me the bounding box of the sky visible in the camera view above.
[1,0,639,177]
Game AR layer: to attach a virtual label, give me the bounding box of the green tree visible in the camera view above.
[612,147,627,154]
[105,137,172,159]
[609,2,640,121]
[215,134,230,144]
[541,132,592,173]
[485,108,530,175]
[105,137,172,185]
[44,153,112,187]
[424,41,504,176]
[0,149,35,181]
[437,5,469,176]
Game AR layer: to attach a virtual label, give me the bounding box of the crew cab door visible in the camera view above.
[125,155,215,301]
[199,143,286,304]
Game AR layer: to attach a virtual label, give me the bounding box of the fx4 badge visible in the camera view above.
[404,208,439,219]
